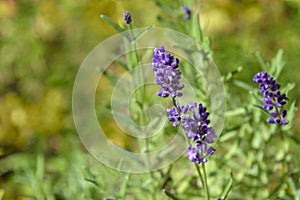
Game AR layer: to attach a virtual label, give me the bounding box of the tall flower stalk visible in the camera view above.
[152,46,216,200]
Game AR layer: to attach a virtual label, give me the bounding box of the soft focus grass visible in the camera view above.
[0,0,300,199]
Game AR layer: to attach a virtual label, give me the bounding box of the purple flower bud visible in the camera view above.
[183,6,191,20]
[281,109,287,118]
[124,11,132,24]
[207,147,216,156]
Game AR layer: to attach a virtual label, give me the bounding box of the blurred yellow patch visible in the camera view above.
[84,0,124,38]
[0,93,31,149]
[201,8,231,34]
[27,89,65,135]
[0,89,66,152]
[0,1,16,18]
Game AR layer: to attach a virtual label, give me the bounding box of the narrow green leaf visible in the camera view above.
[155,1,177,16]
[271,49,285,78]
[225,107,247,117]
[120,173,130,199]
[221,172,233,200]
[163,189,181,200]
[224,66,243,81]
[233,80,253,91]
[281,82,295,94]
[192,12,203,43]
[255,51,268,71]
[288,134,300,144]
[252,104,270,116]
[84,178,99,186]
[115,58,129,71]
[100,14,126,34]
[134,25,155,41]
[157,16,176,28]
[287,177,300,200]
[36,154,44,181]
[158,166,172,188]
[268,182,283,199]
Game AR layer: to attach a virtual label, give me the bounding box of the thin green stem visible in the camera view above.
[119,173,130,199]
[195,163,205,194]
[127,24,156,195]
[202,162,210,200]
[127,24,147,153]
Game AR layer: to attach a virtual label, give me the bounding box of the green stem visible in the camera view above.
[202,162,210,200]
[195,163,205,194]
[127,24,147,153]
[119,173,130,199]
[127,24,156,195]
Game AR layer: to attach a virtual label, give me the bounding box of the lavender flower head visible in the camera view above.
[124,11,132,24]
[183,6,192,20]
[182,103,217,164]
[151,47,216,164]
[253,72,289,125]
[152,46,184,98]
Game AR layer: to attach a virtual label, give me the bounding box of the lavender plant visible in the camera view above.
[2,1,300,200]
[152,46,218,199]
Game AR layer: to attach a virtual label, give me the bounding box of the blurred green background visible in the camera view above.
[0,0,300,199]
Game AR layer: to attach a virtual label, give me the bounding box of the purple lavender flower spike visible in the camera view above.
[152,46,184,98]
[182,103,217,164]
[151,47,216,164]
[124,11,132,24]
[183,6,192,20]
[253,72,289,125]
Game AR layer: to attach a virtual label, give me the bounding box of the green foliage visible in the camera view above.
[0,0,299,200]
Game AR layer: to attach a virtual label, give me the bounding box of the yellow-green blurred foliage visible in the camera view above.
[1,0,299,156]
[0,89,65,153]
[0,93,31,151]
[0,0,159,153]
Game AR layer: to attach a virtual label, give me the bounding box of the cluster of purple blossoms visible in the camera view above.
[183,6,192,20]
[181,103,217,164]
[152,46,184,98]
[152,47,217,164]
[253,72,289,125]
[124,11,132,24]
[166,103,217,164]
[166,106,181,127]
